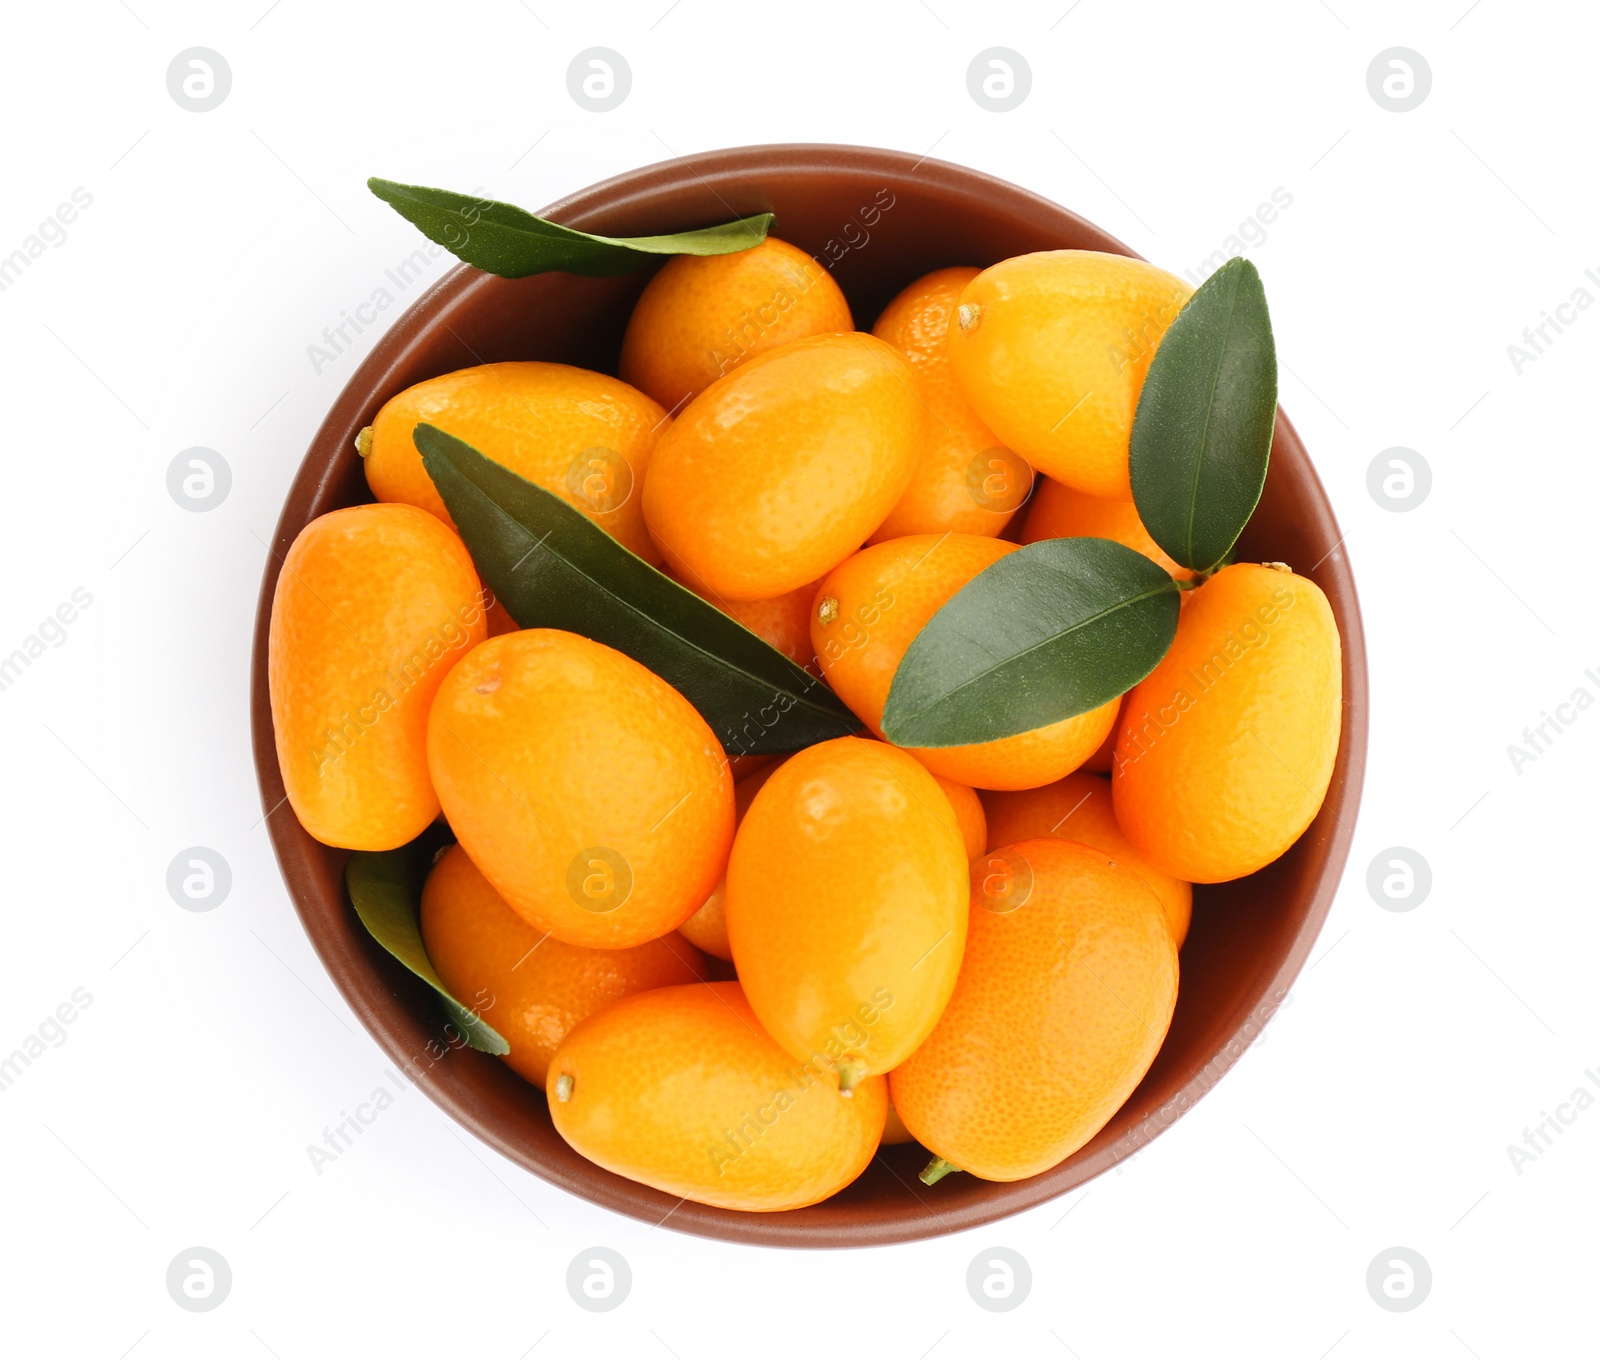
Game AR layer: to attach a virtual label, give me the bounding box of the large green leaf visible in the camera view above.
[1129,256,1277,574]
[346,838,510,1055]
[369,178,773,278]
[415,425,862,754]
[880,538,1180,748]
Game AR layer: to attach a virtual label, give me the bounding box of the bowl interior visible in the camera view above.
[250,144,1367,1247]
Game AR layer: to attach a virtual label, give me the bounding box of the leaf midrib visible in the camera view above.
[372,179,770,259]
[1182,266,1243,568]
[440,453,847,725]
[890,574,1176,729]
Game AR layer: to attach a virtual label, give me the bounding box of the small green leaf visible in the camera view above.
[368,178,774,278]
[1129,256,1277,574]
[881,538,1180,748]
[346,839,510,1055]
[415,424,863,754]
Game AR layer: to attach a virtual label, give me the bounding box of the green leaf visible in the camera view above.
[1129,256,1277,574]
[368,178,774,278]
[346,839,510,1055]
[415,424,863,754]
[880,538,1180,748]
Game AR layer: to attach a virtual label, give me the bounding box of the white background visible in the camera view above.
[1,1,1594,1355]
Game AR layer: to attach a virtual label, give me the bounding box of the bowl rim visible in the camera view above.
[250,141,1368,1247]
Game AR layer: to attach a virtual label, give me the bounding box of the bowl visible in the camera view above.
[250,143,1367,1247]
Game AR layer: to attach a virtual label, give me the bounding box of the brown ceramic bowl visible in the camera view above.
[251,143,1367,1247]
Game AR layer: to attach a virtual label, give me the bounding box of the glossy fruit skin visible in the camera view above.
[1021,476,1192,580]
[811,533,1118,790]
[982,771,1192,947]
[676,881,732,962]
[677,762,779,961]
[363,361,667,564]
[933,775,986,861]
[419,844,707,1088]
[949,251,1192,499]
[426,630,735,947]
[667,567,820,673]
[1082,695,1125,775]
[725,737,969,1076]
[869,267,1031,542]
[548,982,886,1212]
[619,237,854,412]
[880,1093,916,1146]
[891,838,1178,1181]
[268,504,487,850]
[686,763,981,960]
[642,333,924,601]
[1113,564,1342,883]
